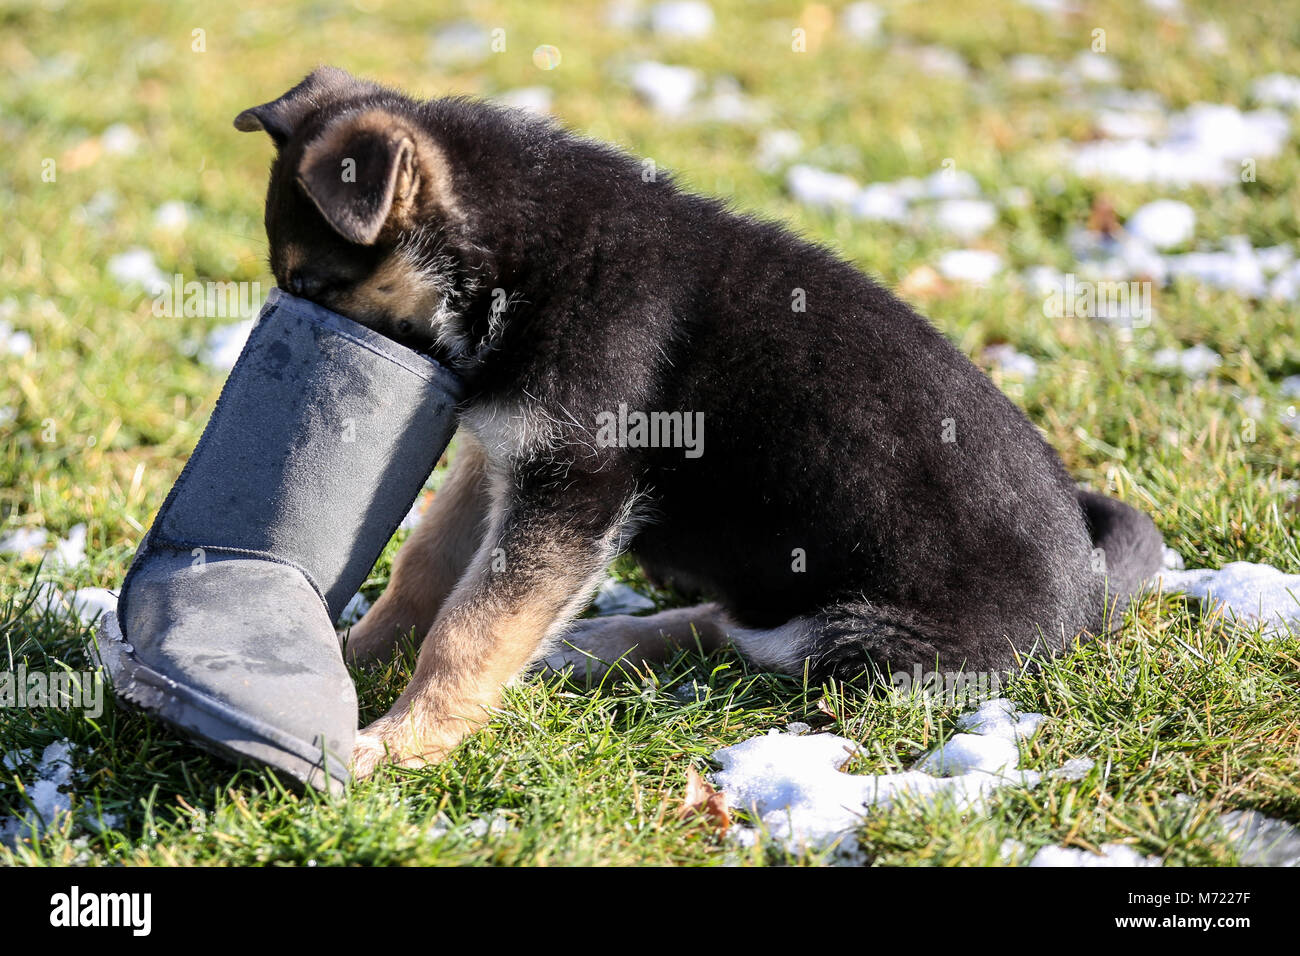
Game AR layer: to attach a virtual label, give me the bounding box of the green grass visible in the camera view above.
[2,0,1298,866]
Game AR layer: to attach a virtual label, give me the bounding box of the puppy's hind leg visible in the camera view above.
[710,601,947,684]
[542,603,733,680]
[543,603,916,685]
[344,433,491,665]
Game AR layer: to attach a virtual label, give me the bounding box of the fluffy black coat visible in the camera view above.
[241,67,1164,679]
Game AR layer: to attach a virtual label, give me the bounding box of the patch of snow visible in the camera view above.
[1169,103,1290,164]
[841,2,884,41]
[428,808,513,840]
[914,733,1020,776]
[923,168,981,200]
[1254,244,1294,275]
[1158,561,1300,637]
[63,588,118,627]
[1218,810,1300,866]
[956,697,1048,739]
[107,247,167,291]
[399,497,427,532]
[1269,261,1300,301]
[75,189,118,225]
[649,1,713,39]
[713,698,1078,853]
[851,183,910,223]
[1194,21,1228,54]
[787,164,859,209]
[1068,228,1167,284]
[99,123,139,156]
[338,592,370,627]
[1094,109,1165,140]
[695,77,768,125]
[1029,843,1161,867]
[628,60,703,117]
[1152,344,1222,379]
[1165,239,1267,297]
[906,46,969,79]
[1002,186,1031,209]
[937,249,1003,283]
[0,527,48,556]
[494,87,553,115]
[1144,0,1183,15]
[0,739,77,846]
[1021,265,1068,296]
[606,0,641,29]
[1072,52,1121,85]
[153,200,191,231]
[2,749,33,772]
[1054,757,1095,781]
[1282,404,1300,434]
[1007,54,1055,85]
[49,523,87,569]
[927,198,998,239]
[0,320,32,357]
[1253,73,1300,110]
[982,344,1039,380]
[1126,199,1194,249]
[674,680,706,702]
[754,129,802,173]
[200,319,255,372]
[1016,0,1079,15]
[429,21,491,66]
[1065,103,1289,186]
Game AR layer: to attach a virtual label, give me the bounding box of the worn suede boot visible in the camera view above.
[93,288,462,791]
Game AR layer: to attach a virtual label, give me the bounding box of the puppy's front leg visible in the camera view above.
[345,433,490,665]
[352,480,630,774]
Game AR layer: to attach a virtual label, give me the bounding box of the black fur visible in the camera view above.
[240,68,1164,680]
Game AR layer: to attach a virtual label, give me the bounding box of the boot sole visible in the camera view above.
[90,610,350,795]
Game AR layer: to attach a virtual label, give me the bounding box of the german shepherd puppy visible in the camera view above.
[234,67,1163,774]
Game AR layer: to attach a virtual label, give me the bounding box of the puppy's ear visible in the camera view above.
[233,66,364,146]
[296,110,425,246]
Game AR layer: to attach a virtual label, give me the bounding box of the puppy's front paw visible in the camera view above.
[350,731,392,779]
[350,715,457,778]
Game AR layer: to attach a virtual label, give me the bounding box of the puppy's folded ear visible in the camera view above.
[296,110,430,246]
[234,66,364,146]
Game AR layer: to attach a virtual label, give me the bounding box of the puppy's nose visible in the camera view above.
[286,273,323,299]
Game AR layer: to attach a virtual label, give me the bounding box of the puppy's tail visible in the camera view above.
[1076,488,1164,622]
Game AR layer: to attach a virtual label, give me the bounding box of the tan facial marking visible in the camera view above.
[335,253,444,328]
[281,243,306,277]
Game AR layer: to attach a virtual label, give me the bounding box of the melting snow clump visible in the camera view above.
[982,344,1039,380]
[1126,199,1195,249]
[937,249,1003,283]
[0,740,78,846]
[649,1,714,39]
[1029,843,1161,867]
[200,319,255,372]
[1152,344,1222,379]
[711,698,1091,854]
[1158,562,1300,637]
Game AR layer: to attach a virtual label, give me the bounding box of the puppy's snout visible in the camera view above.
[285,272,318,299]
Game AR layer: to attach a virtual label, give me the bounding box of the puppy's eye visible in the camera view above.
[397,320,414,336]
